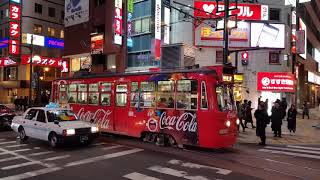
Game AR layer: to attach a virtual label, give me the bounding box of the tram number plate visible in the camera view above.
[80,136,88,141]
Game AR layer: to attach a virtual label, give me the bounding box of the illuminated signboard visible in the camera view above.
[21,55,68,70]
[9,1,21,56]
[9,39,20,55]
[154,0,161,60]
[64,0,89,27]
[195,21,250,48]
[9,4,21,21]
[257,72,295,93]
[91,34,104,54]
[0,57,18,67]
[45,37,64,49]
[9,22,20,38]
[127,0,133,47]
[114,0,123,45]
[0,38,8,49]
[298,18,307,59]
[251,23,285,49]
[194,1,268,21]
[308,71,320,85]
[10,0,21,3]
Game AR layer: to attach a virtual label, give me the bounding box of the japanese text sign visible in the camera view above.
[9,4,21,21]
[21,55,65,68]
[9,39,20,55]
[114,0,123,45]
[257,72,295,93]
[194,1,269,21]
[9,22,20,38]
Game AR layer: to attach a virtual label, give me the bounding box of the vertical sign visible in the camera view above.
[298,18,307,59]
[154,0,162,60]
[9,0,21,56]
[114,0,123,45]
[164,7,170,44]
[127,0,134,47]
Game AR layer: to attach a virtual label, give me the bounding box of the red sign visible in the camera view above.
[9,4,21,21]
[257,72,295,93]
[9,22,20,38]
[0,57,18,67]
[9,39,20,55]
[194,1,268,20]
[21,55,65,68]
[91,35,104,54]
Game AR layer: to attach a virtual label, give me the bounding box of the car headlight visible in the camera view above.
[64,129,75,136]
[236,119,240,125]
[91,126,99,133]
[226,120,231,127]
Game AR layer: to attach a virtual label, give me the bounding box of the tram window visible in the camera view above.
[176,80,198,110]
[100,82,112,92]
[100,94,111,106]
[68,92,77,103]
[77,84,88,104]
[116,84,127,107]
[59,84,67,91]
[216,86,234,111]
[157,81,174,109]
[131,82,139,92]
[59,85,67,103]
[130,82,140,107]
[140,82,155,108]
[201,81,208,109]
[89,83,99,91]
[88,93,99,105]
[69,84,77,91]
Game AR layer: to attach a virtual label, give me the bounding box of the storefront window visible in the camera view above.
[4,67,17,81]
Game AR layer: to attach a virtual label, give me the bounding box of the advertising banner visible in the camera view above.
[114,0,123,45]
[298,18,307,59]
[195,21,250,48]
[0,57,18,67]
[45,37,64,49]
[21,55,66,69]
[250,23,285,49]
[194,1,268,21]
[9,39,20,55]
[154,0,161,60]
[308,71,320,85]
[9,0,21,56]
[65,0,89,27]
[257,72,295,93]
[91,34,104,54]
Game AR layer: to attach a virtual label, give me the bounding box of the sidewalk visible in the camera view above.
[237,108,320,145]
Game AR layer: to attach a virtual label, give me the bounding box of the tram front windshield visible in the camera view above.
[216,85,235,111]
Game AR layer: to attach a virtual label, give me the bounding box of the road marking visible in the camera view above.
[259,149,320,160]
[124,172,161,180]
[29,151,54,156]
[1,161,39,170]
[0,167,62,180]
[6,144,28,148]
[0,152,9,155]
[265,146,320,155]
[168,159,232,175]
[44,155,71,161]
[148,165,211,180]
[91,142,107,146]
[0,141,17,145]
[0,157,21,163]
[0,138,5,141]
[287,145,320,151]
[102,145,123,150]
[65,148,143,167]
[12,148,32,153]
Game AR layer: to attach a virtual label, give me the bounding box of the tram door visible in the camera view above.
[114,83,129,133]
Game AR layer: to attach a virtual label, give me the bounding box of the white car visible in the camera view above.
[11,106,99,147]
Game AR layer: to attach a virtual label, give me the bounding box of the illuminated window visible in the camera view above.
[130,82,140,107]
[34,24,42,34]
[77,84,88,104]
[116,84,127,106]
[60,30,64,38]
[156,81,174,109]
[68,84,77,103]
[59,85,67,103]
[48,27,56,37]
[176,80,198,110]
[140,82,155,108]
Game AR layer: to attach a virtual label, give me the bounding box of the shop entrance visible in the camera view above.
[260,91,281,115]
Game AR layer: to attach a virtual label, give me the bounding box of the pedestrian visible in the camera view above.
[302,101,309,119]
[23,96,28,111]
[236,101,246,132]
[244,101,256,128]
[14,97,19,110]
[254,102,270,145]
[287,104,297,135]
[271,101,285,138]
[281,98,288,121]
[18,96,23,110]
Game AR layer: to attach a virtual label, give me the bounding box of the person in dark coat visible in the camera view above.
[254,102,269,145]
[287,104,297,135]
[302,101,309,119]
[271,101,285,137]
[244,101,256,128]
[236,101,246,132]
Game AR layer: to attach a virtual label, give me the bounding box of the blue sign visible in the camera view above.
[127,38,133,47]
[45,37,64,49]
[0,38,8,49]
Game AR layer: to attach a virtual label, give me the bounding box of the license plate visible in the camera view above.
[80,136,88,141]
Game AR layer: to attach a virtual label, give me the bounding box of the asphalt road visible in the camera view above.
[0,130,319,180]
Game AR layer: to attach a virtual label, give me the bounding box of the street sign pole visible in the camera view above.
[223,0,230,65]
[28,34,33,108]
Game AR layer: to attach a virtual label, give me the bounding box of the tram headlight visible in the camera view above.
[226,120,231,127]
[236,119,240,125]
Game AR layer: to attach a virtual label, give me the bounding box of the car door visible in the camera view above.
[23,109,38,138]
[33,110,49,140]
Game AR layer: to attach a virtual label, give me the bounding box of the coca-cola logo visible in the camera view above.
[76,108,112,129]
[146,112,197,133]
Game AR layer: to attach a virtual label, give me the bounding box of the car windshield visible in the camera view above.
[47,110,79,122]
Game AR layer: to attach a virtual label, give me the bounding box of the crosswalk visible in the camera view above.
[0,138,143,179]
[258,145,320,160]
[123,159,232,180]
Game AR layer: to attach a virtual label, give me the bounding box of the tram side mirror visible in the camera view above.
[90,119,94,124]
[54,120,59,125]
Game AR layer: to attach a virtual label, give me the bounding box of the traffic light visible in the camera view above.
[241,51,249,65]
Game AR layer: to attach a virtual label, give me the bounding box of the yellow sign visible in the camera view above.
[234,74,244,83]
[201,27,248,41]
[223,75,233,82]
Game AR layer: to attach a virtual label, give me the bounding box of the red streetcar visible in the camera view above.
[52,66,238,149]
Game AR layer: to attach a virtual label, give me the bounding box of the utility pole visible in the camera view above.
[292,0,300,107]
[223,0,230,65]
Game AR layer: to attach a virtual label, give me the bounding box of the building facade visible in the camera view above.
[0,0,65,104]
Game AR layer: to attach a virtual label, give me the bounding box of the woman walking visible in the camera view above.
[254,103,270,145]
[287,104,297,135]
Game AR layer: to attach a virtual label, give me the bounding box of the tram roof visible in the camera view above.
[57,66,224,80]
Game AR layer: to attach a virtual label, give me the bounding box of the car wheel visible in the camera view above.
[49,133,59,148]
[18,127,28,141]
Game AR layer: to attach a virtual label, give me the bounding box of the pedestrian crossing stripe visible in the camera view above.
[258,145,320,160]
